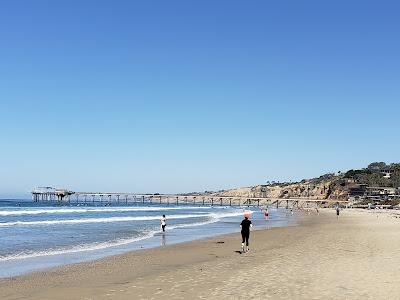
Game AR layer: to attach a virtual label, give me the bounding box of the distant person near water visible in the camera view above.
[262,207,269,220]
[336,207,340,219]
[240,213,253,253]
[160,214,166,232]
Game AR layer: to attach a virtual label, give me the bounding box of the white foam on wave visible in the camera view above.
[0,210,249,227]
[0,214,209,227]
[0,206,211,216]
[0,211,249,261]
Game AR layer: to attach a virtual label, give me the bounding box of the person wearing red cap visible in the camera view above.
[240,214,253,253]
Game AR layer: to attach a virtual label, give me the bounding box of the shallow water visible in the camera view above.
[0,199,298,277]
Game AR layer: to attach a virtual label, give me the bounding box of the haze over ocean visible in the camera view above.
[1,1,399,197]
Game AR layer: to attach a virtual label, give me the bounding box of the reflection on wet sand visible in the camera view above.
[161,233,166,246]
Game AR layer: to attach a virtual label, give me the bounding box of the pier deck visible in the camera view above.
[31,188,348,207]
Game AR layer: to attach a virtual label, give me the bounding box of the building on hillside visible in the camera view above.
[366,187,397,200]
[348,184,368,202]
[349,185,400,203]
[346,178,357,184]
[381,166,398,179]
[383,171,392,179]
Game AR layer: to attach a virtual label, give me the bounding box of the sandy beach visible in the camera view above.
[1,209,400,299]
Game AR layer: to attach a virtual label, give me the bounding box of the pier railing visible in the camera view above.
[31,190,348,207]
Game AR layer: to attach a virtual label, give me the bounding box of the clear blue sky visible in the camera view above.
[1,1,399,197]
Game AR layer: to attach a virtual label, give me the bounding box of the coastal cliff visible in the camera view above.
[213,162,400,202]
[214,174,347,200]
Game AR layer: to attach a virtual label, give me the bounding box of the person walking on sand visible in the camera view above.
[336,206,340,219]
[160,214,166,232]
[240,214,253,253]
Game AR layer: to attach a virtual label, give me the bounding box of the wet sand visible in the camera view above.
[1,209,400,299]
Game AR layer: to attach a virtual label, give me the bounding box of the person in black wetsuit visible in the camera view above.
[240,215,253,253]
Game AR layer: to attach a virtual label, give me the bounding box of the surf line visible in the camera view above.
[0,211,246,227]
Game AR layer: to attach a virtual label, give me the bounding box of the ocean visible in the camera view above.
[0,199,298,277]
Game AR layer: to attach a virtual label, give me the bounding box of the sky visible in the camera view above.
[1,0,399,197]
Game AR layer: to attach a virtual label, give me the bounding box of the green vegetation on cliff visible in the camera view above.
[344,162,400,188]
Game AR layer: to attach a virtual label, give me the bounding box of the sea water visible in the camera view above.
[0,199,298,277]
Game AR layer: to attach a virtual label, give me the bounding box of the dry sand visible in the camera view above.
[1,209,400,299]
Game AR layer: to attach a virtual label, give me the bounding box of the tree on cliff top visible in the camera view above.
[367,162,387,172]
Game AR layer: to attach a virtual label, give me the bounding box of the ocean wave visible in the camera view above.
[0,211,249,227]
[0,206,211,216]
[0,214,236,261]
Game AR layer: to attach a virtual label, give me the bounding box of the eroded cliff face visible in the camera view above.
[214,177,348,200]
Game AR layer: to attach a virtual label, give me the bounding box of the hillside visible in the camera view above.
[214,174,346,200]
[213,162,400,201]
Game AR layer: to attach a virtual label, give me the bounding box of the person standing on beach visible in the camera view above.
[264,208,269,220]
[160,214,166,232]
[240,214,253,253]
[336,207,340,219]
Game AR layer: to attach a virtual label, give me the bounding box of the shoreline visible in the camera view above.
[2,209,400,299]
[0,206,299,278]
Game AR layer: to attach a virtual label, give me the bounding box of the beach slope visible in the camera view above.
[1,210,400,299]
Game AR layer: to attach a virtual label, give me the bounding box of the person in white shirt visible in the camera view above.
[160,214,166,232]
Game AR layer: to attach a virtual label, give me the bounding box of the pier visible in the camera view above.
[32,187,74,202]
[31,187,348,207]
